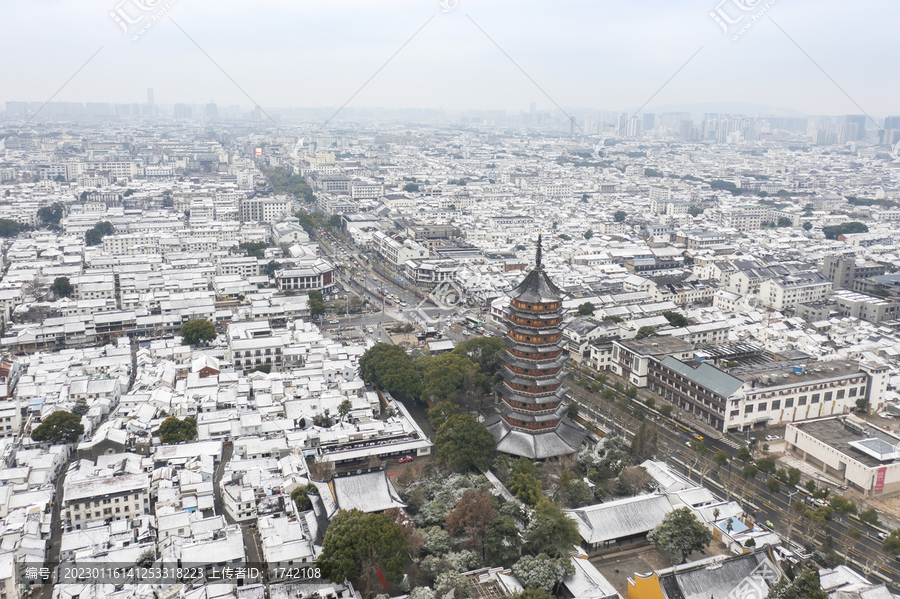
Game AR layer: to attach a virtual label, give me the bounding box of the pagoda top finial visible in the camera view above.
[536,232,542,269]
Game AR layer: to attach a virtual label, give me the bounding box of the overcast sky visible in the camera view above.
[0,0,895,118]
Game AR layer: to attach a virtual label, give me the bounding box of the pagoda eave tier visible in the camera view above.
[500,352,567,371]
[508,269,565,305]
[484,414,589,460]
[503,308,564,322]
[503,336,566,352]
[505,324,563,337]
[500,370,566,387]
[498,401,568,422]
[498,384,566,405]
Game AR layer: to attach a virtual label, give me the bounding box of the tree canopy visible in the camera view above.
[37,203,64,226]
[238,241,268,259]
[629,422,658,462]
[435,414,496,471]
[307,290,326,317]
[359,343,421,397]
[613,210,626,222]
[427,401,458,430]
[485,514,522,567]
[526,497,581,557]
[765,568,828,599]
[822,221,868,240]
[512,553,575,593]
[290,483,319,512]
[52,276,74,299]
[446,489,496,560]
[452,336,506,376]
[882,529,900,555]
[85,221,115,246]
[635,326,657,339]
[661,311,688,328]
[31,411,84,444]
[421,353,481,402]
[180,319,216,345]
[507,460,543,507]
[318,509,409,587]
[648,507,713,563]
[158,416,198,444]
[264,167,315,202]
[577,302,595,316]
[0,219,24,238]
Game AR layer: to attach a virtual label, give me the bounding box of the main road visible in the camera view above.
[568,379,900,588]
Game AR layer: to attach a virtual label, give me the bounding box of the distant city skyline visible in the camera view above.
[0,0,896,117]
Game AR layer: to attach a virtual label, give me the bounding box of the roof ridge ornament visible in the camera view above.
[536,232,542,270]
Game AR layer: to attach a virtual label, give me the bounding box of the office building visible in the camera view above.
[820,255,885,290]
[839,122,859,145]
[845,114,867,139]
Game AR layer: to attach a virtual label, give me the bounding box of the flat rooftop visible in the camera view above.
[791,417,900,468]
[729,359,861,389]
[619,336,694,356]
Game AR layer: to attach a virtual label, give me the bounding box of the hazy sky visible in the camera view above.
[1,0,896,118]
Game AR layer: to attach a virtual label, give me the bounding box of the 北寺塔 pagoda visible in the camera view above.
[485,233,588,459]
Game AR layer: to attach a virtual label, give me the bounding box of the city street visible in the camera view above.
[569,381,900,588]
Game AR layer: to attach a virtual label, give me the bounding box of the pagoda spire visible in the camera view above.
[536,232,542,269]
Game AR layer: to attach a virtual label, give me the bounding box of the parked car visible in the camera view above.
[398,456,414,464]
[765,435,780,441]
[328,319,339,324]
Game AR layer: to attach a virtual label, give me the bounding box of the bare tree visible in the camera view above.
[20,274,45,302]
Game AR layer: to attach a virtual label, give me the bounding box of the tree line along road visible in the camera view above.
[566,376,900,588]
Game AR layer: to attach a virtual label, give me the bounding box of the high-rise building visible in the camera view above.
[530,102,536,115]
[569,116,576,135]
[147,88,154,105]
[643,113,655,131]
[845,115,866,139]
[485,235,587,459]
[881,116,900,144]
[626,117,642,137]
[174,104,192,119]
[205,102,218,118]
[839,122,859,145]
[584,115,593,136]
[617,113,628,136]
[680,119,694,141]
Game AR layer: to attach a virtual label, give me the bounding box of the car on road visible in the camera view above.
[328,319,339,324]
[765,435,780,441]
[398,456,413,464]
[693,434,704,442]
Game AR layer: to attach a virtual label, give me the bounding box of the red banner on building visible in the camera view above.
[875,466,887,492]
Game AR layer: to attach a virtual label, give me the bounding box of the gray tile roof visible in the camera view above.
[567,494,673,545]
[659,357,744,398]
[332,469,406,513]
[485,415,587,459]
[659,551,782,599]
